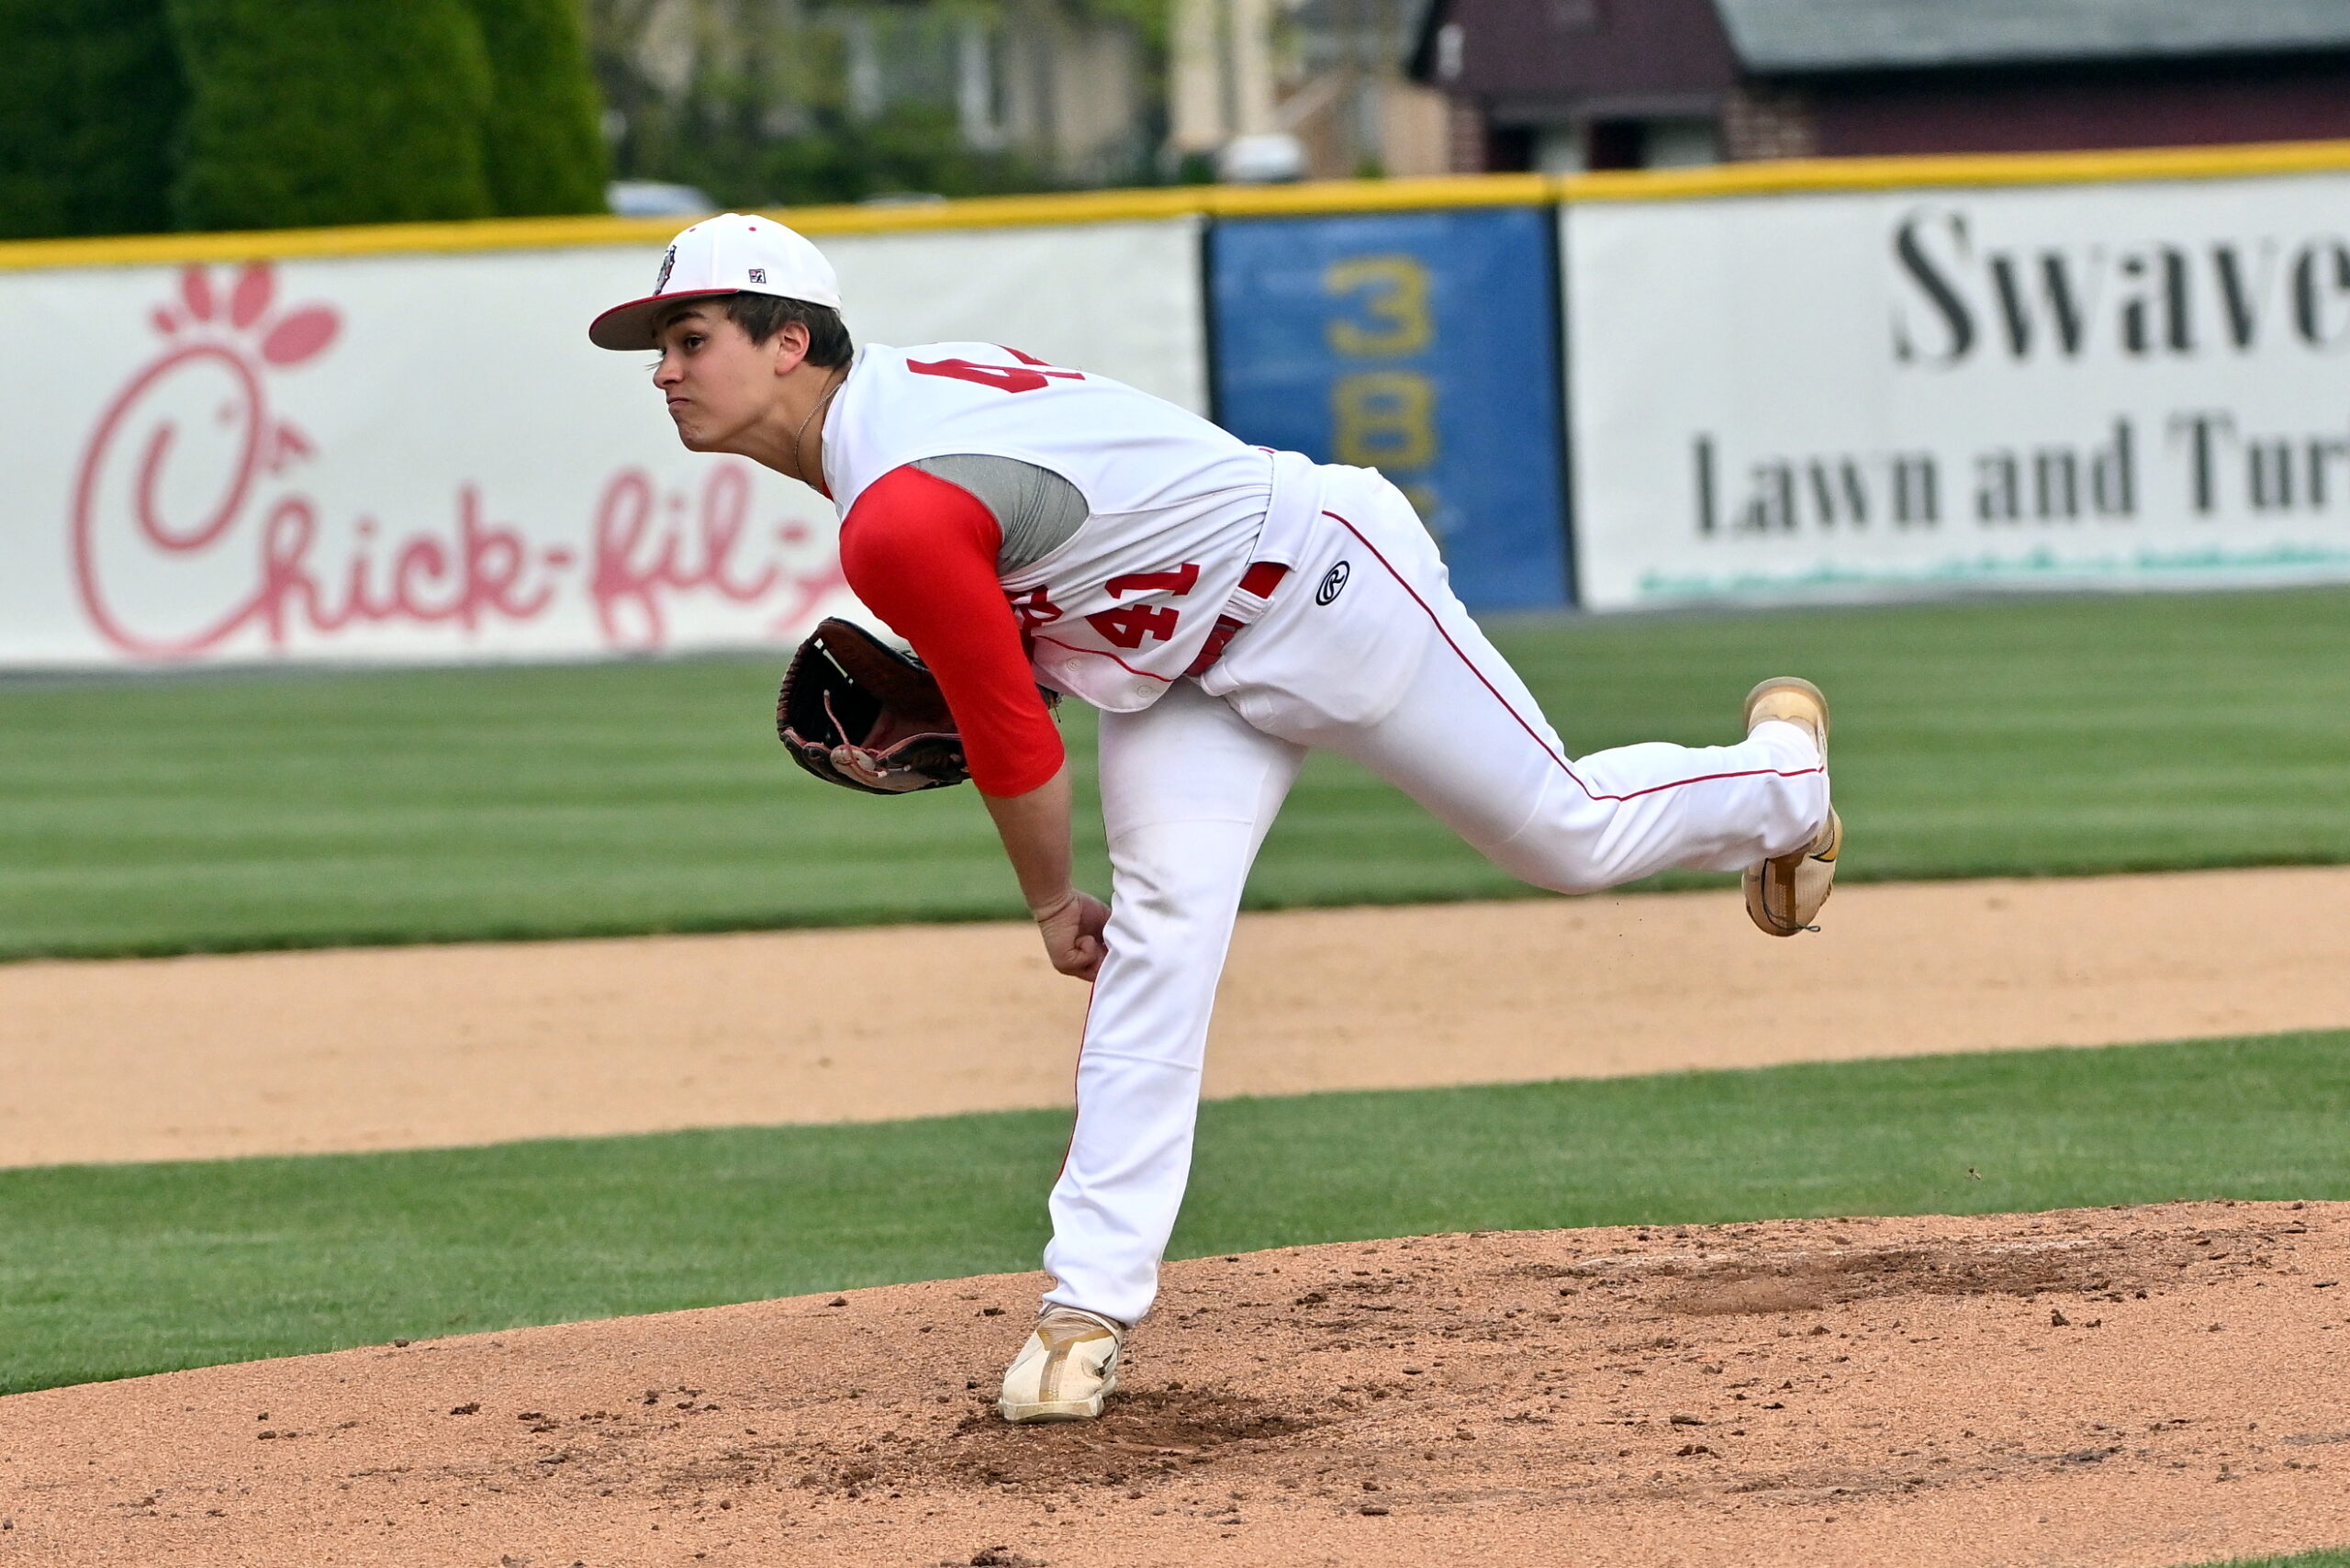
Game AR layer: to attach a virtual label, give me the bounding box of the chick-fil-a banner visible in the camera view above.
[1,218,1204,666]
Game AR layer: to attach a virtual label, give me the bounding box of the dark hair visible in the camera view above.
[712,292,855,367]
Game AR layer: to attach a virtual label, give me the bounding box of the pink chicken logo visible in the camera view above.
[70,262,842,659]
[72,264,347,655]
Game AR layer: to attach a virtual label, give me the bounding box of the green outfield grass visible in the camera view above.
[5,586,2350,959]
[4,1030,2347,1395]
[2209,1556,2350,1568]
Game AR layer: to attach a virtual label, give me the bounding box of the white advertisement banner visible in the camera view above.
[0,218,1203,666]
[1566,173,2350,609]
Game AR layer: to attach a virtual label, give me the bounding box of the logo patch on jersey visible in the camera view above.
[655,246,677,292]
[1316,561,1351,605]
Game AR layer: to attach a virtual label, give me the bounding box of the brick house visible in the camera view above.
[1407,0,2350,174]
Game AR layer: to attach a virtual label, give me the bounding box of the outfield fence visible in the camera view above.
[6,140,2350,667]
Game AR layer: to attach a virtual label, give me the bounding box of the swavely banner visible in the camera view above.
[1565,173,2350,609]
[0,220,1203,666]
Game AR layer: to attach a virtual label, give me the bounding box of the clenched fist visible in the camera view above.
[1032,889,1110,981]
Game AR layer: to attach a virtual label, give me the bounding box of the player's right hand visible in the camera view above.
[1034,890,1110,982]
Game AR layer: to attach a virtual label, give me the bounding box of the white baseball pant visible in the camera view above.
[1039,466,1830,1327]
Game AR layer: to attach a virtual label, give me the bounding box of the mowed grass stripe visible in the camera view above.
[5,1031,2349,1395]
[7,586,2350,958]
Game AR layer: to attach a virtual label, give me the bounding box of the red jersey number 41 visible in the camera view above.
[906,345,1082,395]
[1085,562,1200,649]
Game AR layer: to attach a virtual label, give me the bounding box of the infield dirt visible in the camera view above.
[6,1201,2347,1567]
[6,864,2350,1166]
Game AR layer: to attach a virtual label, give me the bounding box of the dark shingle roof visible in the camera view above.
[1713,0,2350,73]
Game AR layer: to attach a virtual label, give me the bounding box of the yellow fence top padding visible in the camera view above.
[1558,136,2350,203]
[0,176,1552,273]
[4,140,2347,273]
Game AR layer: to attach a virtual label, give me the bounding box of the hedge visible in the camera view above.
[0,0,185,239]
[464,0,610,217]
[165,0,498,231]
[4,2,610,238]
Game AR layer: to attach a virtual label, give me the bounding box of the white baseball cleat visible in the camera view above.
[998,1305,1125,1423]
[1741,677,1841,937]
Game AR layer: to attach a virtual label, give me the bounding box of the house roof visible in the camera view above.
[1712,0,2350,74]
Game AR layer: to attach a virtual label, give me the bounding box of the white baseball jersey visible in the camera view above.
[811,339,1836,1338]
[821,342,1281,711]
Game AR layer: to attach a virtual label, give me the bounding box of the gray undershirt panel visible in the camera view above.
[911,454,1088,573]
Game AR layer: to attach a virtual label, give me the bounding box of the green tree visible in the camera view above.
[463,0,610,216]
[0,0,186,240]
[165,0,496,231]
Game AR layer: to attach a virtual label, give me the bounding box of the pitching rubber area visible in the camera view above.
[3,1203,2344,1565]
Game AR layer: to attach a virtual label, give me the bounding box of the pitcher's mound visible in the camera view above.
[6,1202,2349,1567]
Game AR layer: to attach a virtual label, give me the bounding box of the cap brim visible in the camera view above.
[588,288,740,351]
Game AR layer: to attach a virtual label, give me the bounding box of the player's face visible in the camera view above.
[650,308,787,452]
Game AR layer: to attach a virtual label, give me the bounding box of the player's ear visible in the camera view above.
[771,318,813,376]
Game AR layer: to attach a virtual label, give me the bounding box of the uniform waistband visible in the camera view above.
[1184,563,1290,678]
[1184,451,1323,678]
[1253,449,1324,569]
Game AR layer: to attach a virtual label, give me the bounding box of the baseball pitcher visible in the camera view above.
[590,214,1841,1424]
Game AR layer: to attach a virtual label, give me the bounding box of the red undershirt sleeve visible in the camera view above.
[837,464,1066,798]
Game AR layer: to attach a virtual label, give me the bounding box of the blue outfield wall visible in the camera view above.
[1206,207,1572,611]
